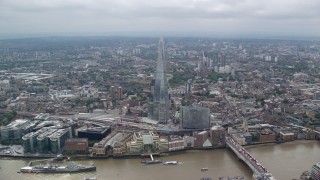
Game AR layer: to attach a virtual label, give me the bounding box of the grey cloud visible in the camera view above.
[0,0,319,36]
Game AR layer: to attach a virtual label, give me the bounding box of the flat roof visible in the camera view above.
[66,138,87,142]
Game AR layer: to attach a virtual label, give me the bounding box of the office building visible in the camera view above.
[181,106,210,129]
[0,119,33,140]
[49,129,71,154]
[210,126,226,147]
[194,131,209,148]
[77,127,111,140]
[37,129,57,153]
[22,131,42,153]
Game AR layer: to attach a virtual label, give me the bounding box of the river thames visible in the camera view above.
[0,140,319,180]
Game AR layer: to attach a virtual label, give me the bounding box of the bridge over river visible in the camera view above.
[226,136,277,180]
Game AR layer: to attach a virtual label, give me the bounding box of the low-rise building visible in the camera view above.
[64,138,88,154]
[105,132,132,156]
[92,132,117,156]
[183,136,194,148]
[168,135,184,151]
[280,130,295,141]
[242,132,253,145]
[258,129,276,143]
[126,131,160,154]
[304,130,317,140]
[158,138,169,152]
[231,133,246,145]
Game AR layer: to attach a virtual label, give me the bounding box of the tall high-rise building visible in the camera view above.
[118,86,123,100]
[150,38,170,124]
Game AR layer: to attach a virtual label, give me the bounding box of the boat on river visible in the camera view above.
[201,167,208,172]
[141,159,162,165]
[218,176,244,180]
[163,161,179,165]
[20,161,96,173]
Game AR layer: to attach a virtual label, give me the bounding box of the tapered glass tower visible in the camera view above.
[151,37,170,124]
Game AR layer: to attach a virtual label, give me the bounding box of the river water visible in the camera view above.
[0,140,319,180]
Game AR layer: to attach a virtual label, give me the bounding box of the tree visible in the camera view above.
[283,98,289,104]
[315,112,320,119]
[208,72,222,83]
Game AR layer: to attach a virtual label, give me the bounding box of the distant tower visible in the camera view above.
[118,86,123,100]
[242,118,248,132]
[110,86,115,99]
[185,79,192,94]
[197,52,210,77]
[150,37,170,124]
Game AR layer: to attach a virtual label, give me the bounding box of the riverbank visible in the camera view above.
[1,142,319,180]
[0,140,318,160]
[244,139,318,149]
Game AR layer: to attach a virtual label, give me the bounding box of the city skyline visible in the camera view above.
[0,0,320,38]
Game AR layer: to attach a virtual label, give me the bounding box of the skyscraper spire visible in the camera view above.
[150,37,170,124]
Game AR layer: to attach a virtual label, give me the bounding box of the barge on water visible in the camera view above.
[141,159,162,165]
[20,161,96,173]
[163,161,179,165]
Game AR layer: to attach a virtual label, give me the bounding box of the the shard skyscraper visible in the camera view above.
[150,37,170,124]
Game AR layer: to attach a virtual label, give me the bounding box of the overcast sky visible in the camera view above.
[0,0,319,37]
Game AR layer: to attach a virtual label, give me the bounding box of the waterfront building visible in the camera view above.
[210,126,226,147]
[231,133,247,145]
[311,162,320,180]
[168,135,184,151]
[280,130,295,142]
[258,129,276,143]
[304,129,317,140]
[126,131,160,154]
[37,129,57,153]
[92,138,108,156]
[242,132,253,144]
[49,129,70,154]
[180,106,210,130]
[22,131,42,153]
[0,119,33,140]
[105,132,132,156]
[194,131,209,148]
[158,138,169,152]
[150,38,170,124]
[92,132,117,156]
[183,136,194,148]
[63,138,88,154]
[112,141,127,156]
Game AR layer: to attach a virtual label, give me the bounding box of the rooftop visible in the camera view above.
[49,129,69,140]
